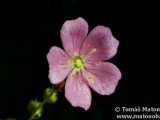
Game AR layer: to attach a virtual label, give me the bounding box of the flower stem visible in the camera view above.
[28,86,55,120]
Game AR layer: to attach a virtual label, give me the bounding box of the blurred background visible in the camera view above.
[0,0,159,119]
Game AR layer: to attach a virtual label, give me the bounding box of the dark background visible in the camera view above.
[0,0,159,120]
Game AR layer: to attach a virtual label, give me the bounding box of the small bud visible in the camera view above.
[54,80,65,90]
[47,91,58,103]
[27,99,42,117]
[43,88,58,103]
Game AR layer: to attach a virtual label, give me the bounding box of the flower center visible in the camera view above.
[73,57,83,69]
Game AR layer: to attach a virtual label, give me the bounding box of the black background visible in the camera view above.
[0,0,159,120]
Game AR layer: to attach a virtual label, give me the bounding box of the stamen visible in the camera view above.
[72,74,75,78]
[68,49,71,53]
[89,74,94,81]
[67,60,72,65]
[90,48,97,54]
[86,44,90,47]
[98,61,102,65]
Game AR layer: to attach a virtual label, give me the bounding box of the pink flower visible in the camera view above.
[47,17,121,110]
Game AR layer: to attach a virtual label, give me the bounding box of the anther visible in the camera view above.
[68,49,71,53]
[89,74,94,81]
[86,44,90,47]
[72,74,75,78]
[90,48,97,54]
[98,61,102,65]
[67,60,72,65]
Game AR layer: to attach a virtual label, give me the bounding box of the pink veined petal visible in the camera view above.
[60,17,88,56]
[80,26,119,63]
[65,70,91,110]
[46,46,72,84]
[82,62,121,95]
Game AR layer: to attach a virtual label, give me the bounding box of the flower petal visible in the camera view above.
[65,71,91,110]
[60,17,88,56]
[80,26,119,62]
[47,46,72,84]
[82,62,121,95]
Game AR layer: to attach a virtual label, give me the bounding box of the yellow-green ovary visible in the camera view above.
[74,57,83,69]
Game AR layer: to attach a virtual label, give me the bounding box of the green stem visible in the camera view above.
[28,87,55,120]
